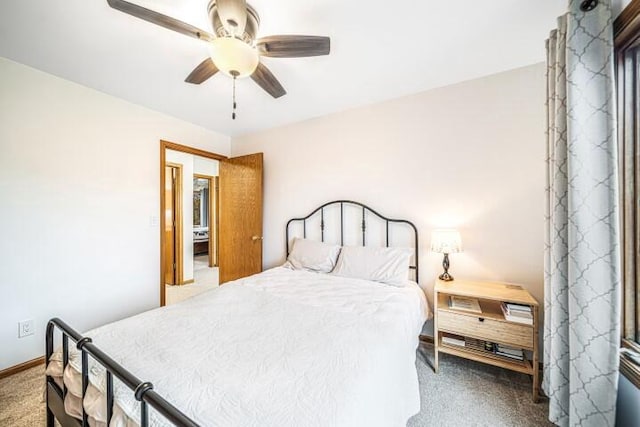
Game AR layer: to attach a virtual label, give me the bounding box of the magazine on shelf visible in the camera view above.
[501,302,533,315]
[495,344,525,361]
[495,344,523,356]
[442,333,466,347]
[495,351,525,361]
[458,338,527,361]
[500,303,533,325]
[506,310,533,319]
[448,296,482,313]
[504,302,532,313]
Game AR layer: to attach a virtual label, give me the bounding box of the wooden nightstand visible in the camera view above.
[433,278,540,402]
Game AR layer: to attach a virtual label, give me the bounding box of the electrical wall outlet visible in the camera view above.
[18,319,34,338]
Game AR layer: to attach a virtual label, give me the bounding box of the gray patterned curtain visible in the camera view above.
[543,1,621,426]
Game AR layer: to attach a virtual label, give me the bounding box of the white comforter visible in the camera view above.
[47,267,429,427]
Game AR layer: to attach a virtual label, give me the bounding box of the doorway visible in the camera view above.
[160,140,264,306]
[162,146,221,305]
[192,174,218,298]
[193,174,219,268]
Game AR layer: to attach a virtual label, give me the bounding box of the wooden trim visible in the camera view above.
[623,338,640,354]
[161,140,227,161]
[0,356,45,379]
[160,146,166,306]
[166,162,184,287]
[615,0,640,348]
[180,278,195,285]
[620,356,640,388]
[615,0,640,49]
[621,339,640,388]
[214,176,219,267]
[175,163,184,286]
[194,173,216,268]
[160,141,225,306]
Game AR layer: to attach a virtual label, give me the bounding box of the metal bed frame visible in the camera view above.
[46,200,419,427]
[45,318,199,427]
[286,200,419,282]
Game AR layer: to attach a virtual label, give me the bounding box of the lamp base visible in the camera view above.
[439,272,454,281]
[439,253,454,281]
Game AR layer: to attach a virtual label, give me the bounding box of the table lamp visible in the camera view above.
[430,229,462,281]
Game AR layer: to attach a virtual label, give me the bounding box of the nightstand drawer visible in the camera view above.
[438,310,533,349]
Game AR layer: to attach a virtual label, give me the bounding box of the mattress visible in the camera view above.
[46,267,430,427]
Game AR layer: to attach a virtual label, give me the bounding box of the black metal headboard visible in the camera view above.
[285,200,419,282]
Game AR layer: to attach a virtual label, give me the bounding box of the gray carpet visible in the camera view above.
[409,343,552,426]
[0,342,551,426]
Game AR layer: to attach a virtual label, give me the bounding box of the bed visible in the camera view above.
[45,200,430,427]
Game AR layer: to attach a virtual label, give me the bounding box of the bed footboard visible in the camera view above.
[46,378,81,427]
[45,318,199,427]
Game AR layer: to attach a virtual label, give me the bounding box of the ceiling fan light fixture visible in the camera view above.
[209,37,258,78]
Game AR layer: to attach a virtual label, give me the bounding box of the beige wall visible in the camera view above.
[0,57,230,370]
[232,63,546,331]
[0,55,546,369]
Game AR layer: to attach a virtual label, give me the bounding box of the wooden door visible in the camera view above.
[164,166,177,285]
[212,176,220,267]
[219,153,263,284]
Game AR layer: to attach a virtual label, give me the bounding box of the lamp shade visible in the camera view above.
[209,37,259,78]
[430,229,462,254]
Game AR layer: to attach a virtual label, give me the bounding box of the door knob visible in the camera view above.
[251,236,264,241]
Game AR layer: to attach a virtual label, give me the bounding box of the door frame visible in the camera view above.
[160,140,227,306]
[193,173,219,268]
[165,162,183,286]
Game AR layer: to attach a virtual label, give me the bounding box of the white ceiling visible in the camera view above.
[0,0,594,137]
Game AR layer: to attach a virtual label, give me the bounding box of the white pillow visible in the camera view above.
[285,238,341,273]
[331,245,413,286]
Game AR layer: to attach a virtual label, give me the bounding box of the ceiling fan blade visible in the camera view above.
[106,0,214,43]
[257,35,330,58]
[185,58,219,84]
[216,0,248,36]
[251,62,286,98]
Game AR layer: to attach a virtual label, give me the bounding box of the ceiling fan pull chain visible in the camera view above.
[232,74,237,120]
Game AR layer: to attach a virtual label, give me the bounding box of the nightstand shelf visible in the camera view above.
[433,278,540,402]
[438,340,533,375]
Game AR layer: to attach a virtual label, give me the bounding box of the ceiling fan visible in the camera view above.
[106,0,331,119]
